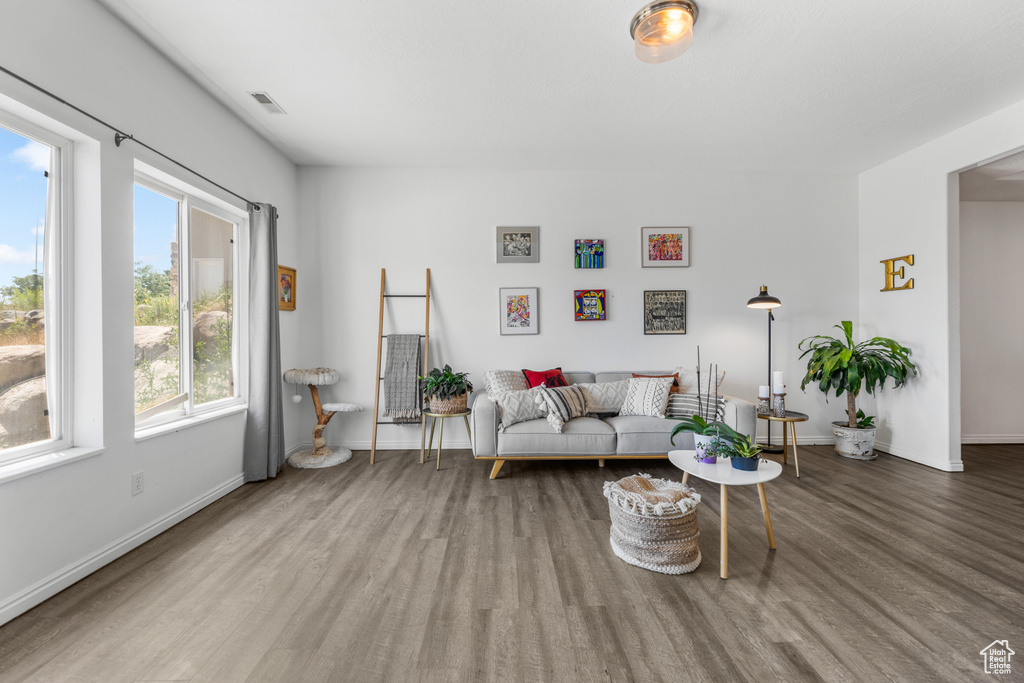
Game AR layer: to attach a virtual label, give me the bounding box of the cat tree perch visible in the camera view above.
[284,367,362,468]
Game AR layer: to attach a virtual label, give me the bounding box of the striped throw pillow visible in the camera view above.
[666,393,726,420]
[536,385,589,432]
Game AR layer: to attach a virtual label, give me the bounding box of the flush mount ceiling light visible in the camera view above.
[630,0,699,63]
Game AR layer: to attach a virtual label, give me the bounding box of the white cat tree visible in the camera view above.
[284,367,362,468]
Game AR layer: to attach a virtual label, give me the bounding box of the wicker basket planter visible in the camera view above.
[603,473,701,575]
[428,392,468,414]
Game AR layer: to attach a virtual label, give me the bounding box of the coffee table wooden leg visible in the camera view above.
[436,418,444,471]
[720,484,728,579]
[757,482,776,550]
[682,472,690,485]
[790,422,800,478]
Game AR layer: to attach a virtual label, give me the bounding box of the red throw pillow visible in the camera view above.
[522,368,567,388]
[632,372,680,393]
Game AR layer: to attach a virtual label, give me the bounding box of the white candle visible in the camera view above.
[773,384,785,394]
[758,385,770,398]
[773,371,784,386]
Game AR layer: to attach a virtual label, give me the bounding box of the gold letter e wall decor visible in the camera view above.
[881,254,915,292]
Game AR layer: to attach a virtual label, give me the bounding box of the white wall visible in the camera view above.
[0,0,303,625]
[858,98,1024,472]
[959,201,1024,443]
[298,167,859,455]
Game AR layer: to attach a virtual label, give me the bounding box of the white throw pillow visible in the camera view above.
[485,369,529,398]
[675,367,726,395]
[493,385,547,429]
[576,379,630,414]
[618,377,674,418]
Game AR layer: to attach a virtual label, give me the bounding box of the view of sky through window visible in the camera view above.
[0,127,49,292]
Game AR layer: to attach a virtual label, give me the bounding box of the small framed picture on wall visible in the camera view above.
[643,290,686,334]
[641,227,690,268]
[278,265,296,311]
[499,287,539,335]
[496,227,540,263]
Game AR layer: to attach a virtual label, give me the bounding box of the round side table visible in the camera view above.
[422,411,472,471]
[757,410,809,477]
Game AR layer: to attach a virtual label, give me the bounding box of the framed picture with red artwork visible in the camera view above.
[641,227,690,268]
[278,265,296,311]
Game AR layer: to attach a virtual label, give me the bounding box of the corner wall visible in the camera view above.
[858,98,1024,472]
[298,167,859,455]
[0,0,302,624]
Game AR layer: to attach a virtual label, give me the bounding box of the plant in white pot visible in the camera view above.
[798,321,917,460]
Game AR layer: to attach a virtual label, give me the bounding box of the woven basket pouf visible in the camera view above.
[603,473,701,574]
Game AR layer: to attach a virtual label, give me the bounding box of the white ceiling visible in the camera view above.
[99,0,1024,173]
[960,149,1024,201]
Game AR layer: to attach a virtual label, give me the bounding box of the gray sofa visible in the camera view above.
[471,371,757,479]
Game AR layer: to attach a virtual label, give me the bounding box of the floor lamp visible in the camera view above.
[747,285,783,454]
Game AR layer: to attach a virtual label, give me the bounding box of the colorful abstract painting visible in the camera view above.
[499,287,539,334]
[574,239,604,268]
[641,227,690,267]
[574,289,606,321]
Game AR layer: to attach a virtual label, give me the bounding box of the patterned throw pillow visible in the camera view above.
[666,394,726,420]
[633,372,680,393]
[576,379,630,414]
[536,385,589,432]
[485,369,529,398]
[619,377,674,418]
[522,368,568,388]
[493,386,548,429]
[675,367,726,395]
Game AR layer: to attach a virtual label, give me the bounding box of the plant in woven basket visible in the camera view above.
[419,364,473,413]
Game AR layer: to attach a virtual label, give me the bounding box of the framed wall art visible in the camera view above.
[641,227,689,268]
[496,227,540,263]
[499,287,539,335]
[278,265,296,311]
[574,289,606,321]
[574,239,604,268]
[643,290,686,335]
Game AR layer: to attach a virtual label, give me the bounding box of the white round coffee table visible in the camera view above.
[668,450,782,579]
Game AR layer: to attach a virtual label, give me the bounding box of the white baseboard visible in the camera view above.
[961,435,1024,445]
[290,439,472,453]
[873,439,964,472]
[0,474,245,626]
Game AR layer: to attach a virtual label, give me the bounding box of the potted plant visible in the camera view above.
[719,434,764,471]
[419,364,474,414]
[671,415,745,462]
[798,321,917,460]
[689,434,730,464]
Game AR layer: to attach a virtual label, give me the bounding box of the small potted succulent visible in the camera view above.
[419,364,474,414]
[798,321,917,460]
[719,434,764,471]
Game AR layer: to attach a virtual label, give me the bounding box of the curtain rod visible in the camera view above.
[0,64,259,212]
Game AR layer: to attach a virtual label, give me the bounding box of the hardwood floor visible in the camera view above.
[1,444,1022,682]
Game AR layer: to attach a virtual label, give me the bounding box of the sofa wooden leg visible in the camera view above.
[489,460,505,479]
[598,459,605,468]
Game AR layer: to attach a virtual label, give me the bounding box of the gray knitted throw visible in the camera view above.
[383,334,422,423]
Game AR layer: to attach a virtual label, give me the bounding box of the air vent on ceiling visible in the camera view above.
[247,91,287,115]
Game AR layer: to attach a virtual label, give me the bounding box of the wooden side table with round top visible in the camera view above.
[423,410,472,471]
[757,410,809,477]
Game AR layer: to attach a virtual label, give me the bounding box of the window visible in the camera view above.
[0,113,69,463]
[134,173,245,429]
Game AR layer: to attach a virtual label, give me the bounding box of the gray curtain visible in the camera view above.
[243,203,286,481]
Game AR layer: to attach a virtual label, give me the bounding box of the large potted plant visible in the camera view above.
[798,321,917,460]
[419,364,474,414]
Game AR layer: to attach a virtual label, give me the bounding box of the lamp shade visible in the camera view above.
[631,1,698,64]
[746,285,781,309]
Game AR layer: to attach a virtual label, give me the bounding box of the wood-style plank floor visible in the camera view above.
[1,444,1022,682]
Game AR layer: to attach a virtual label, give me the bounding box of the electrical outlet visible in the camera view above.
[132,471,144,496]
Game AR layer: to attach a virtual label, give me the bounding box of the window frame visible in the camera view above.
[0,109,73,467]
[133,169,247,432]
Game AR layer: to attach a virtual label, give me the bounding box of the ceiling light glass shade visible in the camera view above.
[747,285,782,309]
[631,0,698,64]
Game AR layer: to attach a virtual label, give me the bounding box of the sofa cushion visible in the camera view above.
[595,371,672,384]
[497,416,616,456]
[522,368,567,388]
[666,394,725,420]
[619,377,674,417]
[537,385,589,432]
[485,369,529,397]
[576,379,630,414]
[675,367,726,395]
[606,415,693,454]
[494,386,547,428]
